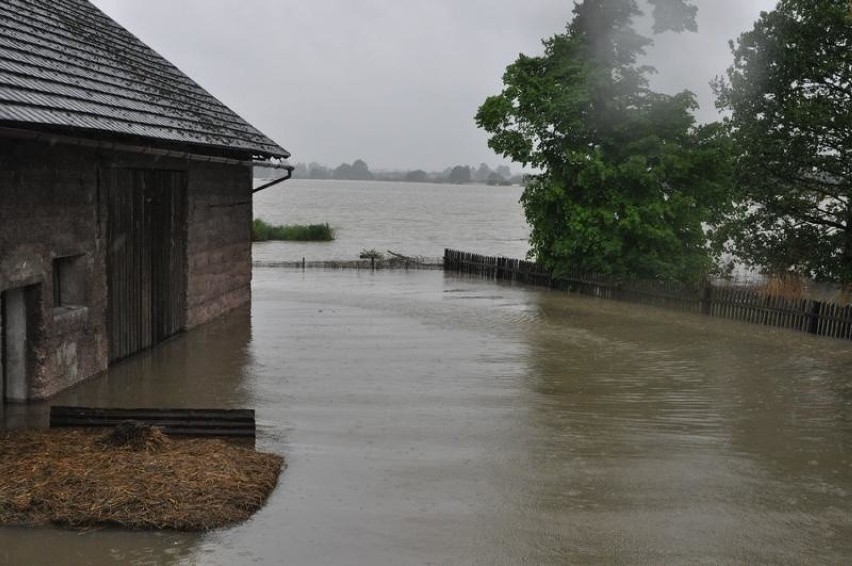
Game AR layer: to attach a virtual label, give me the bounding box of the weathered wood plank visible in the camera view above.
[50,406,256,438]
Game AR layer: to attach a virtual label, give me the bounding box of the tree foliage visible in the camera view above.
[715,0,852,283]
[476,0,731,282]
[405,169,428,183]
[334,159,374,180]
[447,165,472,184]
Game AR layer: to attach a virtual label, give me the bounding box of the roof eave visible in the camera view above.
[0,120,290,161]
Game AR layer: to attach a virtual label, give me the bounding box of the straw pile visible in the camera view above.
[97,420,170,451]
[0,428,284,531]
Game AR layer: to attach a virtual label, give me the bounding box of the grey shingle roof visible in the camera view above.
[0,0,289,159]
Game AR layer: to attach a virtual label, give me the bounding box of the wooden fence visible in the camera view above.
[443,249,852,341]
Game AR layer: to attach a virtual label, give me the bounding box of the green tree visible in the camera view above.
[447,165,472,184]
[487,171,508,186]
[333,159,374,180]
[350,159,374,180]
[715,0,852,284]
[473,163,493,183]
[476,0,732,282]
[405,169,428,183]
[333,162,354,179]
[308,162,330,179]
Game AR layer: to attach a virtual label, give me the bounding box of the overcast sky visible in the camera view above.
[91,0,777,172]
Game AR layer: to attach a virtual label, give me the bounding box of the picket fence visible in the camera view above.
[443,249,852,341]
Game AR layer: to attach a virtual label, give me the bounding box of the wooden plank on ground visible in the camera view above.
[50,406,256,439]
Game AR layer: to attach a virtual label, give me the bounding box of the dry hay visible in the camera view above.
[96,420,170,452]
[0,428,284,531]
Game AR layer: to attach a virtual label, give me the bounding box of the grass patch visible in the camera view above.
[252,219,334,242]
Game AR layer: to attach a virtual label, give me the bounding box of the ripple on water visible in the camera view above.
[7,268,851,564]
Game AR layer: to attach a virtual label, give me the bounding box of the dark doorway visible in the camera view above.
[1,287,32,402]
[107,169,187,362]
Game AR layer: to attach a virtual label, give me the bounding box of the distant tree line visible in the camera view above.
[254,160,524,186]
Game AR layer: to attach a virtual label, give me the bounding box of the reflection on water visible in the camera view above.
[3,269,852,564]
[1,306,254,431]
[0,308,254,566]
[52,305,254,410]
[0,527,197,566]
[508,294,852,563]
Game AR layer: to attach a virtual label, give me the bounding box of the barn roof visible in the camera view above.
[0,0,289,159]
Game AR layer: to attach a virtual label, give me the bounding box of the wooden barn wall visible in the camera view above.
[184,161,253,328]
[0,137,253,400]
[106,168,188,363]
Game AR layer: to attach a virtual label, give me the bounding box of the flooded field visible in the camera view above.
[3,268,852,564]
[251,179,530,262]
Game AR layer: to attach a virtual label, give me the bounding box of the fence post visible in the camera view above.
[700,281,712,316]
[808,300,822,334]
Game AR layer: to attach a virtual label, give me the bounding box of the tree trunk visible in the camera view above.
[843,208,852,294]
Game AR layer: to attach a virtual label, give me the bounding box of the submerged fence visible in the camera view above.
[443,249,852,341]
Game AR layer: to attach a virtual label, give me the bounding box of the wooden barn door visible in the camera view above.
[107,169,187,362]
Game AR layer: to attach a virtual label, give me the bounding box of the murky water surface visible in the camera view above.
[251,179,530,261]
[3,268,852,564]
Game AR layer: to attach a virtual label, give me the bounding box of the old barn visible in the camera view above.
[0,0,290,400]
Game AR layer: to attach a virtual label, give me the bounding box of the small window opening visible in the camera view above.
[53,254,87,308]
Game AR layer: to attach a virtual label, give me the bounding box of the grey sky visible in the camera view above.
[91,0,776,171]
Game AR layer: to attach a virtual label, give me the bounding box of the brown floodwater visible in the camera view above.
[2,268,852,565]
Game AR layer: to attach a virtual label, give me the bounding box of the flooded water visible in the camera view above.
[251,178,530,262]
[4,267,852,564]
